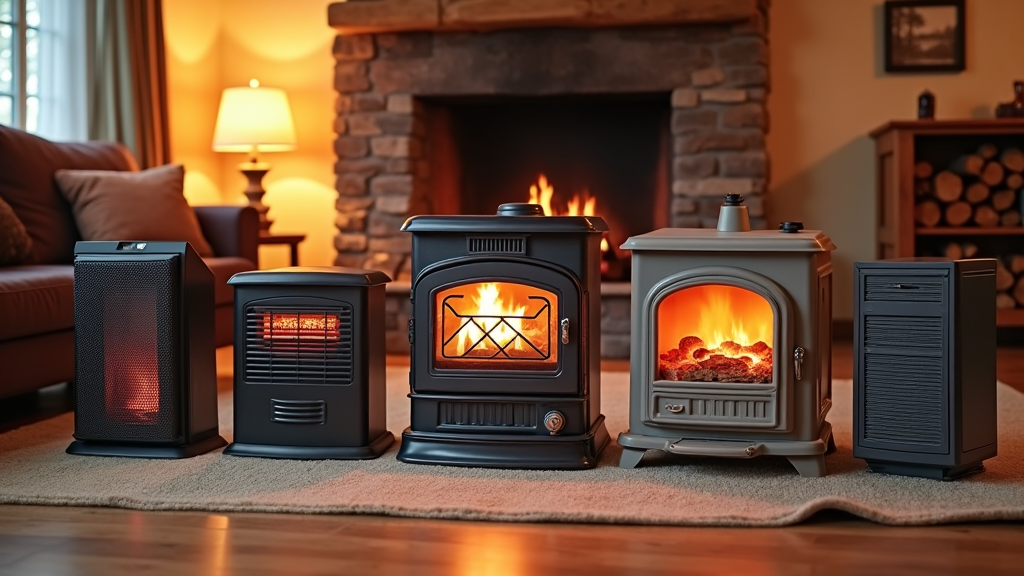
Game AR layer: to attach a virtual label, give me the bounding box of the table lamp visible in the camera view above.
[213,79,297,232]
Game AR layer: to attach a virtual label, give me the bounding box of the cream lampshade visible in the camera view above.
[213,79,297,232]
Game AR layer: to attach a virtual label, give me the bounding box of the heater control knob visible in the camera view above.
[543,411,566,435]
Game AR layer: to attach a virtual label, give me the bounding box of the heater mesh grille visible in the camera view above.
[73,257,181,442]
[245,306,354,385]
[862,316,944,446]
[467,236,526,254]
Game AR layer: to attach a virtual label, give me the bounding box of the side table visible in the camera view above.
[257,233,306,267]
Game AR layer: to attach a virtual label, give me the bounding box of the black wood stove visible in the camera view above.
[398,203,609,469]
[224,267,394,459]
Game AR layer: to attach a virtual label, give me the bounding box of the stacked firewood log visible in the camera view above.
[996,254,1024,309]
[914,145,1024,228]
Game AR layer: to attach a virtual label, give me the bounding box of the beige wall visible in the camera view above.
[164,0,337,270]
[768,0,1024,319]
[167,0,1023,314]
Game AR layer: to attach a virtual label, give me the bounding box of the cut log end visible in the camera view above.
[974,204,1000,228]
[946,201,973,226]
[915,199,942,227]
[933,171,964,203]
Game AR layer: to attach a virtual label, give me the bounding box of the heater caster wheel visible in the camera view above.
[618,447,647,469]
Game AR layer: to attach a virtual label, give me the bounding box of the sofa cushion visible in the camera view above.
[54,164,215,258]
[203,256,255,306]
[0,195,33,266]
[0,265,75,340]
[0,125,138,265]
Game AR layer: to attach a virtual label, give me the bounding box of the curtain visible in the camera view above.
[34,0,89,141]
[87,0,170,168]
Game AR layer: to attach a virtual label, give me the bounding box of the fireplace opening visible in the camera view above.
[657,284,774,384]
[421,93,671,272]
[435,281,559,371]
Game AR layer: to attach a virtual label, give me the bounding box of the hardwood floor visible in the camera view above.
[1,341,1022,575]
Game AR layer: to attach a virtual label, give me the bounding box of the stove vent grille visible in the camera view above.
[865,277,944,302]
[245,306,354,385]
[862,316,943,446]
[467,236,525,254]
[439,401,537,428]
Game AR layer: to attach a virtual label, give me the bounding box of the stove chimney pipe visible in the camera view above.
[717,194,751,232]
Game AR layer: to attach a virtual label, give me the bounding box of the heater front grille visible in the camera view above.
[73,257,181,442]
[271,398,326,424]
[862,316,944,446]
[245,306,354,385]
[467,236,526,254]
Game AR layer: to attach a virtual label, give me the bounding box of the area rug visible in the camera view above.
[1,370,1023,527]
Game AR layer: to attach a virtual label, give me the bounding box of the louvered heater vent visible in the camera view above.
[467,236,525,254]
[439,401,537,429]
[245,306,354,385]
[271,399,326,424]
[863,316,943,446]
[864,276,944,302]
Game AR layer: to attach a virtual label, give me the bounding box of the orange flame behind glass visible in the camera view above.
[262,313,341,341]
[435,281,559,371]
[658,285,774,363]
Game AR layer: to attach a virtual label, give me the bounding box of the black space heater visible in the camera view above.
[67,241,226,458]
[853,258,998,480]
[223,267,393,459]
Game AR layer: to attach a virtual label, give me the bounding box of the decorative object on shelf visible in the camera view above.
[883,1,965,73]
[917,90,935,119]
[67,241,226,458]
[854,258,997,480]
[995,80,1024,118]
[213,79,297,232]
[224,267,394,460]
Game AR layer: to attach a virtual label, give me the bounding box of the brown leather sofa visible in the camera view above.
[0,125,259,399]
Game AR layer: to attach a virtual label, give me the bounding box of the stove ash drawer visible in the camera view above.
[649,392,777,428]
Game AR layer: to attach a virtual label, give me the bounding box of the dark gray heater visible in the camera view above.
[224,267,393,459]
[853,258,998,480]
[68,241,226,458]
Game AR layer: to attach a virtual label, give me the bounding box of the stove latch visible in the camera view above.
[560,318,570,345]
[794,346,805,381]
[408,317,415,344]
[544,410,566,435]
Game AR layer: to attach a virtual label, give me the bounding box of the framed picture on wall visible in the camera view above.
[884,0,965,73]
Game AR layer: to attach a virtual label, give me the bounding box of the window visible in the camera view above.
[0,0,40,131]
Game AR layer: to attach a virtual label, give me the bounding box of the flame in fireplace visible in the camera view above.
[528,174,597,217]
[262,313,341,341]
[657,285,774,383]
[435,281,559,370]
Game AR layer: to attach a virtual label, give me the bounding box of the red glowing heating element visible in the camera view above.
[262,313,341,341]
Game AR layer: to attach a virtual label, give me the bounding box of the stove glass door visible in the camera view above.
[434,281,559,371]
[656,284,774,384]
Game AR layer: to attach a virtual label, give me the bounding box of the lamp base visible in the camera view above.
[240,162,272,232]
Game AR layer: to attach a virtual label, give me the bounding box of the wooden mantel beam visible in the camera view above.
[328,0,760,35]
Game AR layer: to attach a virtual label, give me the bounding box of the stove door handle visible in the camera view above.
[560,318,570,345]
[794,346,805,381]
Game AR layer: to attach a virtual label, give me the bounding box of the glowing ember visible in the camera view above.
[657,285,774,383]
[263,313,341,340]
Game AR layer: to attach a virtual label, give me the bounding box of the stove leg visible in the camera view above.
[618,447,647,469]
[826,435,837,455]
[787,454,826,477]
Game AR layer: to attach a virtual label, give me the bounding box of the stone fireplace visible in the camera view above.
[328,0,770,357]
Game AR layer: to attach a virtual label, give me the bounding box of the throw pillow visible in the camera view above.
[54,164,214,257]
[0,195,33,265]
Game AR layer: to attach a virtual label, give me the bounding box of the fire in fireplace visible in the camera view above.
[398,202,609,469]
[618,197,837,477]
